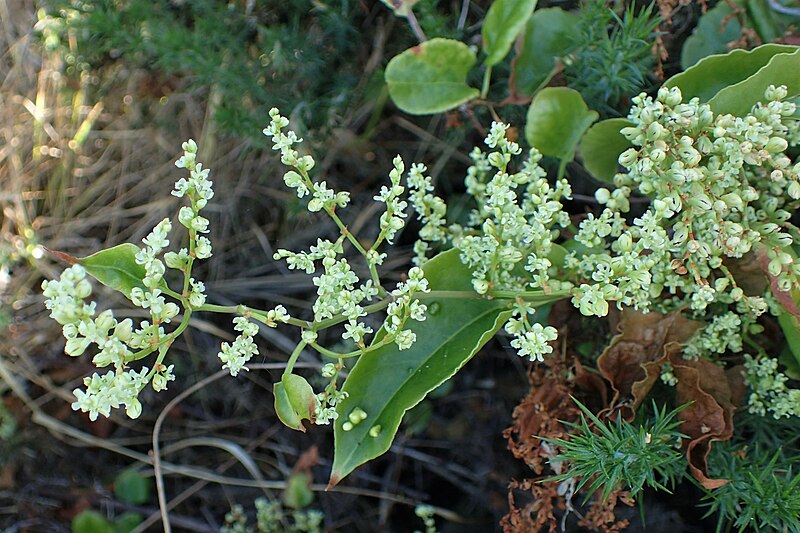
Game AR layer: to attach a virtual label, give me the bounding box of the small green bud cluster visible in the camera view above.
[608,85,800,315]
[743,354,800,418]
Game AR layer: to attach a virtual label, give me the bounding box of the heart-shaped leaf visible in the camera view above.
[665,44,798,110]
[482,0,538,67]
[79,243,148,300]
[708,46,800,116]
[329,249,517,486]
[511,7,579,97]
[680,0,745,70]
[579,118,633,183]
[525,87,598,161]
[274,374,317,432]
[385,38,480,115]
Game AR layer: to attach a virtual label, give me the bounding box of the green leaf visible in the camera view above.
[72,510,114,533]
[482,0,538,67]
[385,38,480,115]
[283,472,314,509]
[665,44,798,109]
[680,0,744,70]
[379,0,420,17]
[511,8,579,97]
[329,249,514,485]
[708,47,800,116]
[113,468,150,505]
[777,311,800,373]
[113,512,143,533]
[525,87,598,161]
[579,118,633,183]
[274,374,317,432]
[79,243,148,300]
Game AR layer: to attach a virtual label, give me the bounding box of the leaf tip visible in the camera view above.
[45,247,78,265]
[326,474,341,490]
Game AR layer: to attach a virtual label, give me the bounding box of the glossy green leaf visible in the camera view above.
[113,468,150,505]
[579,118,633,183]
[329,249,515,485]
[680,0,744,70]
[525,87,598,161]
[385,38,480,115]
[379,0,420,17]
[777,311,800,372]
[274,373,317,432]
[511,8,579,97]
[79,243,147,300]
[665,44,797,107]
[709,47,800,116]
[482,0,538,67]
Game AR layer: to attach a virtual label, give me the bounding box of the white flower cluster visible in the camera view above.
[406,162,447,265]
[373,156,409,246]
[682,311,743,361]
[275,238,379,345]
[218,316,260,376]
[42,139,217,420]
[602,85,800,316]
[743,354,800,419]
[171,139,214,261]
[217,306,290,377]
[264,108,349,211]
[505,308,558,362]
[454,122,572,296]
[384,267,430,350]
[42,266,152,420]
[314,383,349,425]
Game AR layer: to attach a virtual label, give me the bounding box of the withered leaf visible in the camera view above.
[597,309,700,418]
[670,356,737,489]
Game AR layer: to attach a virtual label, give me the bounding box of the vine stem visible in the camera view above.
[481,65,493,99]
[284,340,308,376]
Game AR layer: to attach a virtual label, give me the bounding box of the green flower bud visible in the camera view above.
[765,137,788,153]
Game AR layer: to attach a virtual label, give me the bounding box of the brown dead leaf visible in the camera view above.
[670,356,737,489]
[578,489,633,533]
[503,366,576,474]
[501,478,560,533]
[292,446,319,476]
[597,309,700,419]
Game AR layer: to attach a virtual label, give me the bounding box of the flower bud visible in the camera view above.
[115,319,133,343]
[765,137,788,153]
[125,399,143,419]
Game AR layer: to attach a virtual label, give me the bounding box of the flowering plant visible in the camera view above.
[42,44,800,529]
